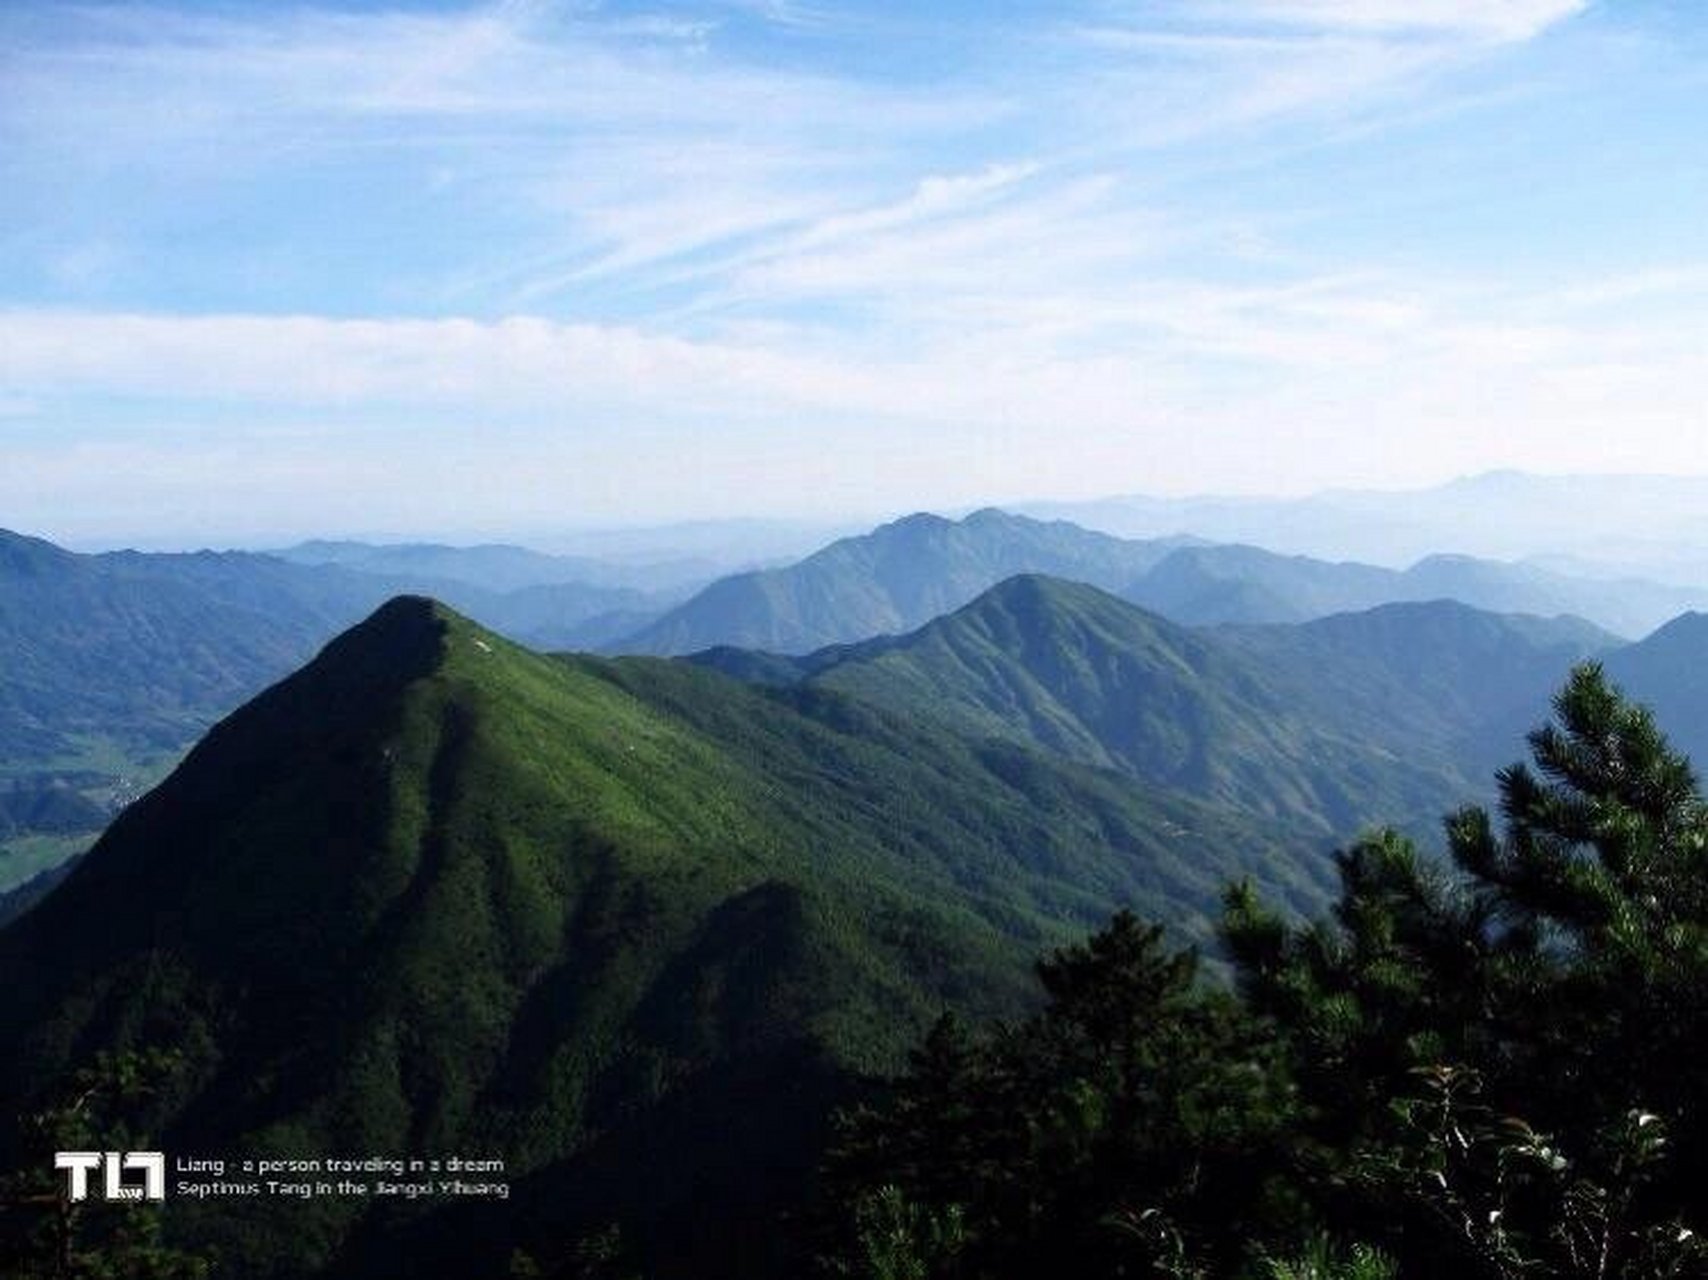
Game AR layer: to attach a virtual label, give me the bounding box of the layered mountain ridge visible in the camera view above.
[693,576,1612,837]
[623,509,1704,655]
[0,595,1332,1277]
[619,509,1193,654]
[3,509,1699,896]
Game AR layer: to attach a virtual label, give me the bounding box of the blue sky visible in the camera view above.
[1,0,1705,545]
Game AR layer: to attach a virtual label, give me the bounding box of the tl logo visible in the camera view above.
[54,1152,166,1202]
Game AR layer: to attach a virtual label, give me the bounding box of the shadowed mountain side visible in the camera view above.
[1215,598,1614,780]
[1602,612,1708,771]
[0,855,78,929]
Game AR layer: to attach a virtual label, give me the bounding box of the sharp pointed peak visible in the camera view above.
[309,594,473,685]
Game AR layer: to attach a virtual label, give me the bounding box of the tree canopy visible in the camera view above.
[826,664,1708,1278]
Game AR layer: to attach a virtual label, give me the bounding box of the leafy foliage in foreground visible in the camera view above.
[825,916,1294,1277]
[0,1049,211,1279]
[828,664,1708,1278]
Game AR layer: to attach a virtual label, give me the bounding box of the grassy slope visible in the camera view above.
[0,529,652,869]
[799,575,1469,838]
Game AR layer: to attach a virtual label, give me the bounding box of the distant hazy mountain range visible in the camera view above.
[273,538,716,595]
[534,515,862,570]
[618,509,1198,655]
[1020,470,1708,577]
[621,508,1706,654]
[0,528,712,768]
[271,538,709,646]
[0,529,379,766]
[5,505,1706,890]
[1121,543,1702,636]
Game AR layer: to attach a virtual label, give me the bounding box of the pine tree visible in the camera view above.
[1226,663,1708,1275]
[824,914,1292,1277]
[831,664,1708,1278]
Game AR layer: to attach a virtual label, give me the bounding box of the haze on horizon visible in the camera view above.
[2,0,1705,547]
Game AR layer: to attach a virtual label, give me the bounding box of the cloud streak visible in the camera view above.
[1216,0,1587,41]
[3,0,1700,541]
[0,0,1583,324]
[3,250,1699,435]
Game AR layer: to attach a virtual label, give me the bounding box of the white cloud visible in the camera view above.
[1549,266,1708,310]
[1067,0,1586,152]
[2,263,1701,471]
[0,311,854,414]
[1219,0,1587,42]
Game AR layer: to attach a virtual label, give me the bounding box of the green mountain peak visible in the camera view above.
[806,574,1480,835]
[5,592,1332,1275]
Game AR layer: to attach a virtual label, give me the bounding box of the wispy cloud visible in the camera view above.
[1213,0,1587,42]
[3,249,1699,428]
[1549,266,1708,311]
[1064,0,1584,151]
[1,0,1582,323]
[1,0,1698,539]
[1,2,1012,317]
